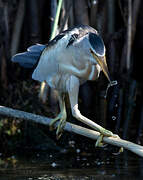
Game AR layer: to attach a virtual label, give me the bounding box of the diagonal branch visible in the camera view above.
[0,105,143,157]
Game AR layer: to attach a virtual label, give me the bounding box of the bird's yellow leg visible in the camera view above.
[67,75,119,147]
[49,94,67,138]
[99,127,119,138]
[95,133,119,147]
[56,104,67,139]
[95,135,104,147]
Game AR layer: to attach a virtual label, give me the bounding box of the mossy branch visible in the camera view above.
[0,105,143,157]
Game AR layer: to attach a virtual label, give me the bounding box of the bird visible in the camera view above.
[12,24,118,146]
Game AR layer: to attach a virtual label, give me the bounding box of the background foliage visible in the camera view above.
[0,0,143,153]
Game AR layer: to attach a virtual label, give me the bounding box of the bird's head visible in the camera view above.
[89,33,111,83]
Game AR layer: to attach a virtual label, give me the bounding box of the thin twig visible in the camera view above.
[59,0,72,32]
[126,0,132,70]
[0,105,143,157]
[132,0,141,38]
[10,0,25,56]
[118,0,127,25]
[123,79,137,139]
[50,0,63,40]
[120,0,141,73]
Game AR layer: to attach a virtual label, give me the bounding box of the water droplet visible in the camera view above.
[114,94,118,98]
[76,149,80,153]
[76,156,80,161]
[51,162,56,167]
[112,116,116,121]
[86,163,90,166]
[93,0,97,5]
[69,140,75,147]
[38,177,42,180]
[69,140,75,145]
[97,162,101,165]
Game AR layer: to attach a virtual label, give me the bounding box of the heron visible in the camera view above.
[12,24,118,146]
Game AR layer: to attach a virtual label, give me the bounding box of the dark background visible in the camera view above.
[0,0,143,155]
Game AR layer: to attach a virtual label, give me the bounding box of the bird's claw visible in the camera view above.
[56,118,66,139]
[49,116,60,130]
[100,128,119,138]
[95,128,120,147]
[49,112,67,138]
[96,134,104,147]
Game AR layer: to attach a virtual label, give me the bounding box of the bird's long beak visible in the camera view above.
[90,50,111,83]
[96,56,111,83]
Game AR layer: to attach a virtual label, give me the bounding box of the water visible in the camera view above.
[112,116,116,121]
[0,149,143,180]
[104,80,118,98]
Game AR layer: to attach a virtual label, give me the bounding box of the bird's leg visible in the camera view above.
[49,93,67,138]
[66,75,119,146]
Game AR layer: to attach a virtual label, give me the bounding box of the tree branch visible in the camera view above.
[0,105,143,157]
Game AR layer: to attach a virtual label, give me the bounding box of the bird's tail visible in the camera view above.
[11,44,46,68]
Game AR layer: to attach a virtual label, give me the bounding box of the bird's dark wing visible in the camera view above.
[66,25,97,48]
[45,25,98,49]
[12,44,46,68]
[46,34,66,48]
[66,34,78,47]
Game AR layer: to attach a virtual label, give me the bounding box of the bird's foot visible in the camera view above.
[49,111,67,139]
[100,127,119,138]
[95,134,105,147]
[95,128,119,147]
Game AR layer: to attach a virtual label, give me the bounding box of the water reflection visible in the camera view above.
[0,149,143,180]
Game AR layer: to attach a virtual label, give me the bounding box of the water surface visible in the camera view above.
[0,148,143,180]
